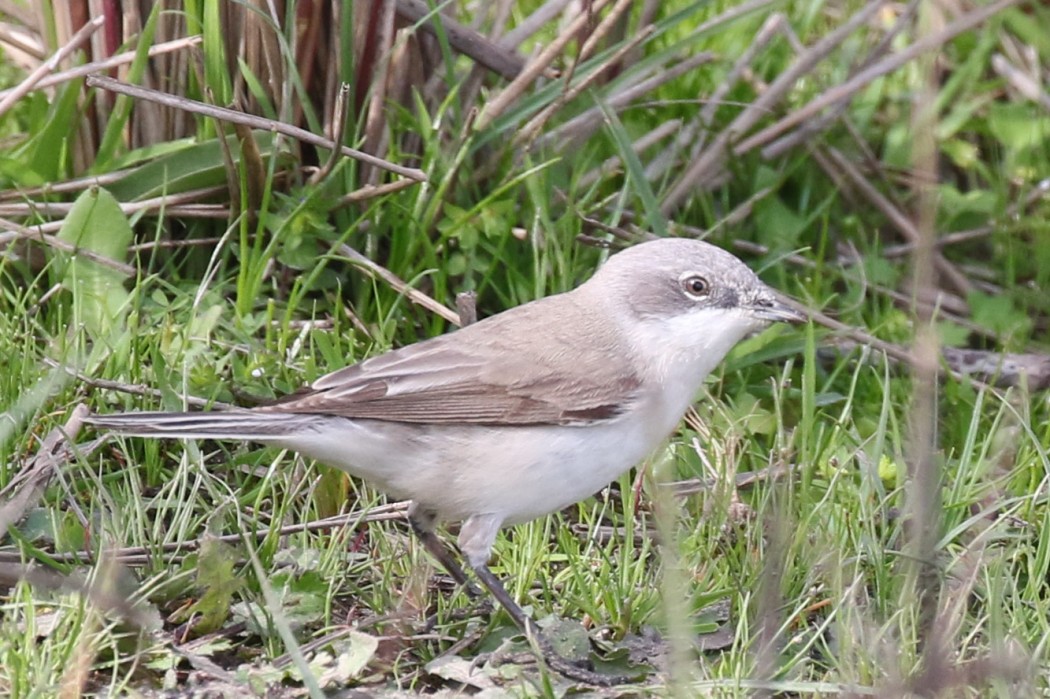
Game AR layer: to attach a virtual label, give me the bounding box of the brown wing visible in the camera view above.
[260,296,641,426]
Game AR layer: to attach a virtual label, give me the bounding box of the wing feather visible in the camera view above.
[261,296,641,426]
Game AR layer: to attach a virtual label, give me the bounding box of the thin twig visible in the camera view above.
[661,1,886,212]
[85,75,427,182]
[395,0,529,80]
[312,82,352,184]
[732,0,1021,156]
[645,13,786,183]
[577,0,635,63]
[0,167,139,201]
[515,23,654,147]
[334,178,420,208]
[0,405,91,540]
[44,358,231,410]
[578,118,682,188]
[0,504,411,566]
[476,0,614,130]
[333,243,461,325]
[882,178,1050,257]
[0,184,229,218]
[992,53,1050,112]
[128,237,226,253]
[760,0,920,160]
[0,36,202,103]
[541,51,715,148]
[816,146,972,298]
[497,0,574,49]
[0,216,136,276]
[0,15,104,117]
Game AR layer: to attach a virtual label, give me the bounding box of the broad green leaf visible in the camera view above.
[309,632,380,686]
[188,535,243,634]
[107,131,280,201]
[20,81,81,182]
[54,187,133,339]
[312,465,350,520]
[937,320,970,348]
[968,289,1032,344]
[754,195,806,250]
[988,103,1050,153]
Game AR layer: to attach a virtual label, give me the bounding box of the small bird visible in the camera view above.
[86,237,804,683]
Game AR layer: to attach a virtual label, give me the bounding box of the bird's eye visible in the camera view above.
[680,274,710,298]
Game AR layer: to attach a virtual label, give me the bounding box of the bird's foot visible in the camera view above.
[533,634,634,687]
[478,619,638,687]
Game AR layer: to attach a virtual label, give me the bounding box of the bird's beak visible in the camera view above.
[747,296,807,324]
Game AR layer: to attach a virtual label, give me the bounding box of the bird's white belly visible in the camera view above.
[282,405,685,527]
[435,420,658,525]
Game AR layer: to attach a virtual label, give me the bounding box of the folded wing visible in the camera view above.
[262,301,640,426]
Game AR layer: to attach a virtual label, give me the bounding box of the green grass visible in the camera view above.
[2,0,1050,696]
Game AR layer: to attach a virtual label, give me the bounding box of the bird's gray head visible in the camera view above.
[582,238,804,375]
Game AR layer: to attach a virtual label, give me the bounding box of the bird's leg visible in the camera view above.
[407,503,480,596]
[459,515,631,687]
[470,562,535,633]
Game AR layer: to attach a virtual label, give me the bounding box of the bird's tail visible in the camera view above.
[84,410,312,441]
